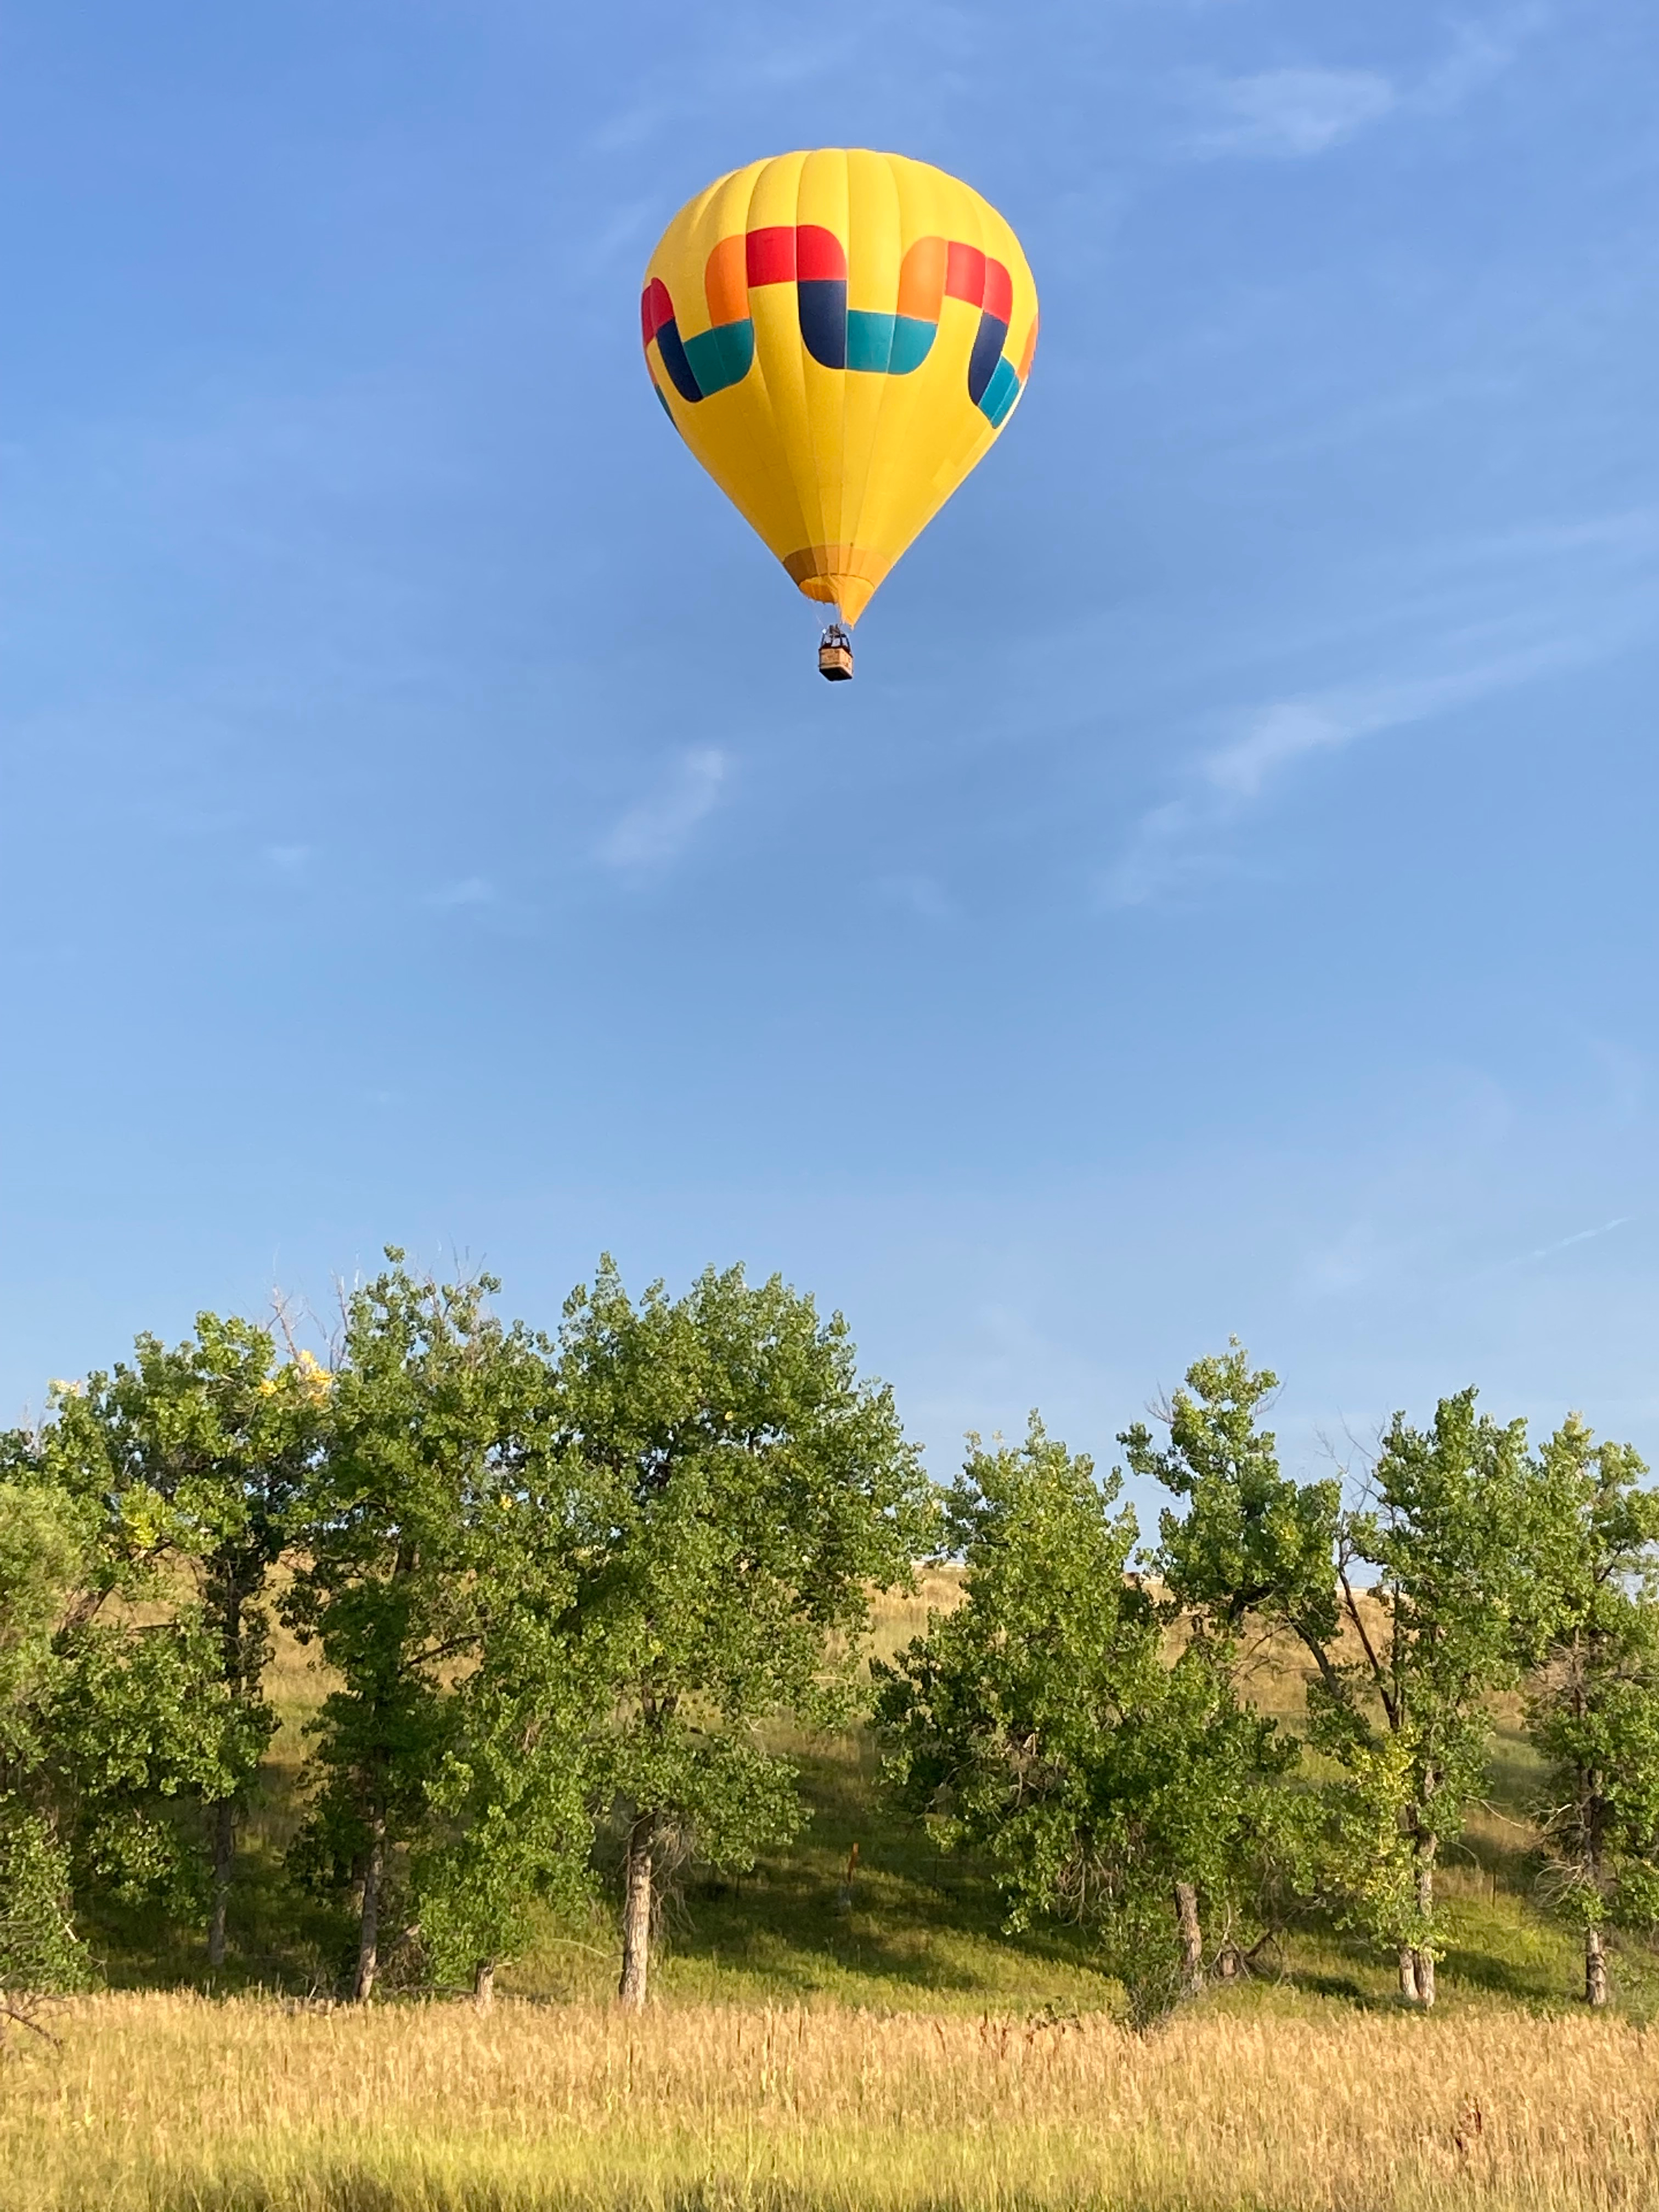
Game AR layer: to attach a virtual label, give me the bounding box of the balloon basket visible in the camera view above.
[817,625,854,682]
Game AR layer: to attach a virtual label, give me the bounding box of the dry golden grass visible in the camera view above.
[9,1990,1658,2212]
[862,1564,966,1671]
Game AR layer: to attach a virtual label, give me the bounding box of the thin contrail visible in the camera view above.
[1522,1216,1634,1264]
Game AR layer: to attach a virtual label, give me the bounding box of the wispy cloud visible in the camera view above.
[426,876,495,910]
[566,199,657,286]
[1103,621,1633,909]
[1187,9,1545,160]
[1417,9,1549,112]
[872,872,956,923]
[599,747,730,872]
[1301,1216,1403,1298]
[264,843,312,876]
[587,33,832,157]
[1442,507,1659,570]
[1101,799,1218,910]
[1521,1216,1634,1266]
[1191,67,1396,159]
[1203,648,1569,802]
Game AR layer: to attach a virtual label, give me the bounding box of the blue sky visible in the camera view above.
[3,1,1656,1510]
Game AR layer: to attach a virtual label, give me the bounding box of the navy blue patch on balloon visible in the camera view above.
[798,280,848,370]
[967,313,1008,409]
[655,318,703,404]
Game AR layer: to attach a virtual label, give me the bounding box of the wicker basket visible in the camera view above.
[817,628,855,681]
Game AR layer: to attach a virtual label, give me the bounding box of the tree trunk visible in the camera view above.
[836,1841,859,1916]
[207,1584,245,1972]
[1173,1880,1204,1997]
[1586,1923,1608,2008]
[1412,1833,1437,2008]
[473,1959,495,2012]
[1397,1946,1419,2002]
[618,1821,654,2012]
[354,1807,386,2004]
[207,1797,234,1969]
[1585,1809,1610,2006]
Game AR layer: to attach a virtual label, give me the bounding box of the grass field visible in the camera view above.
[27,1573,1659,2210]
[12,1991,1659,2211]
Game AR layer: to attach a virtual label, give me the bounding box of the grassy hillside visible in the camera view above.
[81,1571,1659,2022]
[27,1574,1659,2211]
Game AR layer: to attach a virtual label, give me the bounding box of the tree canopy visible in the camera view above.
[556,1259,936,2006]
[5,1282,1659,2021]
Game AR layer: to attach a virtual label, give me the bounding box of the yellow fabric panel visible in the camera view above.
[834,150,903,592]
[744,154,822,563]
[643,149,1037,628]
[851,166,991,604]
[796,150,852,557]
[706,160,806,562]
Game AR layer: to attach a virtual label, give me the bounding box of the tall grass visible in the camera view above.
[43,1572,1656,2210]
[9,1990,1658,2211]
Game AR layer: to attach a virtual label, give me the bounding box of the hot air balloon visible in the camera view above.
[640,150,1038,681]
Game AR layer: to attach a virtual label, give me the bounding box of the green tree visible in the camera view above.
[555,1259,935,2010]
[3,1359,291,1951]
[1121,1342,1342,1674]
[1121,1345,1341,1975]
[876,1419,1294,2023]
[47,1607,265,1922]
[284,1253,586,2002]
[23,1322,329,1962]
[1317,1391,1577,2004]
[1526,1418,1659,2004]
[409,1494,599,2008]
[0,1480,90,1997]
[0,1480,86,1774]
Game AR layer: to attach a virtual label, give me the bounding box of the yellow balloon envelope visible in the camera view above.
[641,150,1038,634]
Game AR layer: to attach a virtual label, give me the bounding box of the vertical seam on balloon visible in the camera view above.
[735,161,810,572]
[775,156,827,582]
[797,153,833,586]
[856,157,930,595]
[851,154,942,591]
[741,160,812,580]
[835,145,854,617]
[838,150,902,620]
